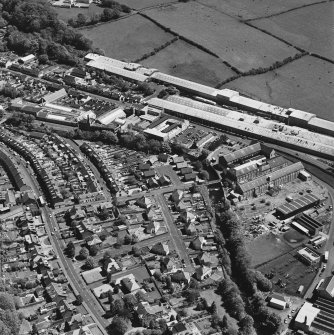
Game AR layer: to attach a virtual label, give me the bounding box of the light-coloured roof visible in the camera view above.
[295,302,320,326]
[308,117,334,133]
[288,108,315,122]
[87,58,148,82]
[151,72,216,96]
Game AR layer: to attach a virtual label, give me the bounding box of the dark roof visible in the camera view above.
[276,193,319,216]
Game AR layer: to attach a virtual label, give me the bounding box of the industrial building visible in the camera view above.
[219,142,275,167]
[276,193,320,219]
[317,275,334,301]
[294,213,325,236]
[236,161,304,199]
[297,247,321,265]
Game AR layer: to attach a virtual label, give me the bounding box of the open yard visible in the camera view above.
[257,250,318,296]
[54,4,104,22]
[224,55,334,121]
[144,2,299,72]
[251,2,334,60]
[81,14,174,61]
[197,0,326,20]
[142,39,236,86]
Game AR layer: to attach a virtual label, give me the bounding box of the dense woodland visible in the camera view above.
[0,0,95,65]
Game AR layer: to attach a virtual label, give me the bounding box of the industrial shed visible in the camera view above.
[276,193,320,219]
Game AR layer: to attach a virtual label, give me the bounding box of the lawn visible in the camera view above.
[54,4,104,22]
[224,55,334,121]
[251,2,334,60]
[257,251,318,296]
[198,0,326,20]
[142,39,236,86]
[144,2,299,72]
[247,233,293,267]
[80,14,174,61]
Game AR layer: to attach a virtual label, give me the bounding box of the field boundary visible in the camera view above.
[139,12,242,75]
[245,0,329,22]
[132,36,179,62]
[215,52,308,88]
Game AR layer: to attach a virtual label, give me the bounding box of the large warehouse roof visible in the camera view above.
[238,161,303,193]
[308,117,334,133]
[276,193,319,216]
[222,143,261,164]
[150,72,216,96]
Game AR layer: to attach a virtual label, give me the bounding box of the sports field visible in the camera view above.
[198,0,326,20]
[81,14,174,61]
[251,2,334,60]
[224,56,334,121]
[142,39,236,86]
[144,2,299,72]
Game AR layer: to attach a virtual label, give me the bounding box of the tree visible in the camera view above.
[123,234,132,245]
[123,294,137,310]
[238,315,255,335]
[76,295,83,305]
[199,170,209,181]
[132,245,141,256]
[110,316,129,335]
[31,323,38,335]
[67,241,75,258]
[79,247,89,259]
[0,293,15,311]
[90,245,99,256]
[85,256,96,269]
[76,13,88,27]
[192,161,203,171]
[184,289,200,304]
[210,302,217,314]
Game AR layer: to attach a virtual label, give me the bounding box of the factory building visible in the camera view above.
[276,193,320,219]
[236,161,304,199]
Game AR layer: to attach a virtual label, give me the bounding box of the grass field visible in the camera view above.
[142,39,236,86]
[251,2,334,60]
[224,56,334,121]
[118,0,176,9]
[145,2,299,72]
[247,233,293,267]
[54,4,104,22]
[80,14,174,61]
[197,0,326,20]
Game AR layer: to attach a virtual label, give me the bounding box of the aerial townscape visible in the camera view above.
[0,1,333,335]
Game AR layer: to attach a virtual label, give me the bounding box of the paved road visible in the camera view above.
[156,193,193,270]
[44,207,109,333]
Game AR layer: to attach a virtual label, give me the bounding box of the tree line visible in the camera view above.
[0,0,94,65]
[215,205,282,335]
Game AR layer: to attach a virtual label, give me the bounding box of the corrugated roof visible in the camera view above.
[239,161,304,193]
[276,192,319,216]
[222,143,261,164]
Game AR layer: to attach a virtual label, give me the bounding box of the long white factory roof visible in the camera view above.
[147,97,334,158]
[150,72,217,96]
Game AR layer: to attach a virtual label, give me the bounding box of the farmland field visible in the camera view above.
[251,2,334,60]
[197,0,326,20]
[224,56,334,121]
[142,39,236,86]
[118,0,177,9]
[80,14,174,61]
[144,2,299,72]
[53,4,104,22]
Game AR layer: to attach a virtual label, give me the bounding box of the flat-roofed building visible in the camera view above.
[294,302,320,333]
[317,275,334,300]
[297,247,320,265]
[308,117,334,137]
